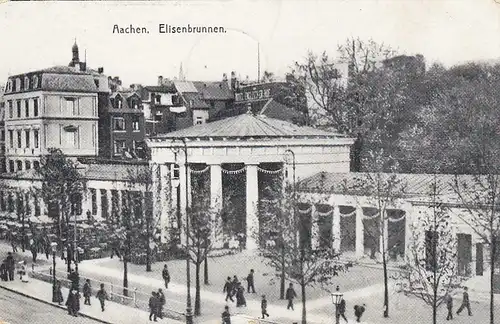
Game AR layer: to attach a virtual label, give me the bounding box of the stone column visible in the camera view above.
[210,163,223,248]
[332,204,341,252]
[106,190,113,222]
[179,163,188,244]
[159,164,170,243]
[311,204,319,249]
[28,192,36,217]
[95,188,102,220]
[82,188,92,216]
[355,206,364,259]
[245,163,259,250]
[39,196,46,216]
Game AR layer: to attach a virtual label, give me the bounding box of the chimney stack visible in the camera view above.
[230,71,237,90]
[222,73,228,82]
[158,76,163,86]
[98,67,104,74]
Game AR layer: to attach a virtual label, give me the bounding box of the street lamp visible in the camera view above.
[50,242,58,303]
[171,137,193,324]
[331,285,343,324]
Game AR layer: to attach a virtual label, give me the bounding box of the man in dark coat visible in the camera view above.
[354,304,366,322]
[6,252,15,281]
[223,276,234,302]
[246,269,256,293]
[445,292,453,320]
[285,283,297,310]
[96,283,108,312]
[221,305,231,324]
[83,279,92,305]
[261,294,269,319]
[162,264,170,289]
[149,291,158,321]
[338,298,348,323]
[0,260,7,281]
[66,290,80,317]
[157,288,166,319]
[68,269,79,292]
[456,286,472,316]
[235,283,246,307]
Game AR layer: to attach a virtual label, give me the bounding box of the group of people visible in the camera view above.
[223,273,252,308]
[0,252,16,281]
[148,288,166,322]
[445,287,473,321]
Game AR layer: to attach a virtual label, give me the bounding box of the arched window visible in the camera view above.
[33,76,39,89]
[24,76,30,90]
[15,78,21,92]
[172,164,180,180]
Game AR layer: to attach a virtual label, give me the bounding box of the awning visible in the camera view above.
[170,106,187,114]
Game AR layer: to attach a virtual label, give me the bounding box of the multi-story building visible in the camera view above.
[3,42,102,173]
[0,86,5,173]
[98,87,146,160]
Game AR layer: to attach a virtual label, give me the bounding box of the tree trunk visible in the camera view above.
[383,253,389,317]
[195,261,201,316]
[203,256,209,285]
[490,242,496,324]
[280,245,285,299]
[432,289,437,324]
[301,280,307,324]
[123,257,129,297]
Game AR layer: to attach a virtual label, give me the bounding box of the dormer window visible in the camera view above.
[33,76,39,89]
[24,77,30,90]
[16,78,21,92]
[113,95,123,109]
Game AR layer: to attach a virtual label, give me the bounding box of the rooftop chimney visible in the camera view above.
[158,76,163,86]
[230,71,237,90]
[98,67,104,74]
[222,73,228,81]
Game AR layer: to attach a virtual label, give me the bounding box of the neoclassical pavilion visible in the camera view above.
[146,110,355,249]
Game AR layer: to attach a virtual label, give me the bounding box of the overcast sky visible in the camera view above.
[1,0,499,87]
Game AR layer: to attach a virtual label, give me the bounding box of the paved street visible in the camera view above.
[0,288,99,324]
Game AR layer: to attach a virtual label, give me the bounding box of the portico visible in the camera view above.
[146,110,355,249]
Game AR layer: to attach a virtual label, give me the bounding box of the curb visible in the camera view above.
[0,284,114,324]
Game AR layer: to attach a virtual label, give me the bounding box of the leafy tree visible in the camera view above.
[36,148,87,270]
[395,174,462,324]
[257,179,343,324]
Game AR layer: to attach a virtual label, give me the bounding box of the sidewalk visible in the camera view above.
[0,275,184,324]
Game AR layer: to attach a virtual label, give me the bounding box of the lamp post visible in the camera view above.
[281,149,296,300]
[50,242,58,302]
[171,137,193,324]
[331,285,343,324]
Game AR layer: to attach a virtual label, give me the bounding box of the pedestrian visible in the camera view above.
[354,304,366,323]
[149,291,158,322]
[18,260,28,282]
[235,283,246,307]
[53,280,64,305]
[30,238,37,263]
[246,269,256,293]
[44,238,50,260]
[96,283,109,312]
[338,298,348,323]
[61,245,67,261]
[286,283,297,310]
[68,269,79,292]
[445,292,453,320]
[222,305,231,324]
[231,275,239,297]
[223,276,234,302]
[6,252,15,281]
[0,260,7,281]
[157,288,166,319]
[456,286,472,316]
[162,264,170,289]
[66,289,80,317]
[83,279,92,305]
[261,294,270,319]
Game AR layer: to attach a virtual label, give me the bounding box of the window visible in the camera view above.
[24,77,29,90]
[65,98,77,115]
[33,161,40,170]
[7,101,12,118]
[8,161,14,173]
[100,189,108,219]
[113,140,126,156]
[17,130,22,148]
[90,189,97,215]
[65,130,77,148]
[25,99,29,117]
[25,161,31,170]
[33,76,39,89]
[132,116,140,131]
[33,98,39,117]
[33,129,39,148]
[16,100,21,118]
[196,117,203,125]
[5,80,12,93]
[70,193,82,216]
[155,95,161,104]
[0,191,5,211]
[113,117,125,131]
[34,195,40,216]
[16,160,22,171]
[15,78,21,92]
[0,130,4,141]
[25,129,30,148]
[8,130,13,148]
[173,164,180,179]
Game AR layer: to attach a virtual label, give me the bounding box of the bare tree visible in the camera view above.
[396,174,463,324]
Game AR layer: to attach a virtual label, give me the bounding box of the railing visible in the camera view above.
[30,269,185,321]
